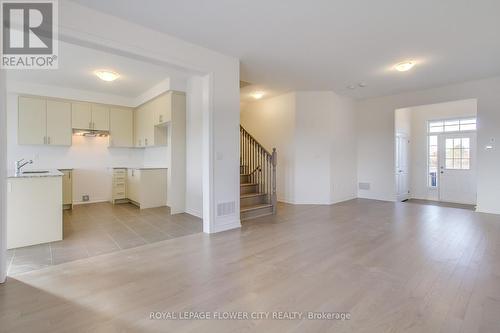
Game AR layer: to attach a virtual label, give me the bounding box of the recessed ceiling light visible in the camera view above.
[395,61,415,72]
[358,82,367,88]
[95,70,120,82]
[252,91,265,99]
[347,85,356,90]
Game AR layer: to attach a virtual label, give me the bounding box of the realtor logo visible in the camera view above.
[1,0,58,69]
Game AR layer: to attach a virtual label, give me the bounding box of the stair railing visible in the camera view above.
[240,125,277,214]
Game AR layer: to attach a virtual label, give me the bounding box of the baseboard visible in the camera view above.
[185,207,202,219]
[212,218,241,233]
[72,199,109,206]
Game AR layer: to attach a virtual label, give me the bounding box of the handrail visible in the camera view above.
[240,125,277,214]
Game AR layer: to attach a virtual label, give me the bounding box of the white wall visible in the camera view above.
[407,99,477,201]
[241,91,357,205]
[356,76,500,214]
[0,69,7,283]
[185,76,204,217]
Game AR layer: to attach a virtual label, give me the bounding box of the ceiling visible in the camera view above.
[71,0,500,99]
[6,41,188,98]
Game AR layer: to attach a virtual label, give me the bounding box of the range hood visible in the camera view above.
[73,129,110,137]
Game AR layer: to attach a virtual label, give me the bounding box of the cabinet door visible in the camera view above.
[153,93,171,125]
[109,108,133,147]
[91,104,110,131]
[72,102,92,129]
[62,170,73,205]
[127,169,140,202]
[46,100,72,146]
[144,104,155,146]
[18,96,46,145]
[134,109,144,147]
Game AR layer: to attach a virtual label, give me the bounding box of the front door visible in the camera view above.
[438,133,477,205]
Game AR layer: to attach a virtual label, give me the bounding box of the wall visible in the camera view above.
[185,76,204,217]
[408,99,477,201]
[241,91,357,205]
[0,70,7,283]
[356,76,500,214]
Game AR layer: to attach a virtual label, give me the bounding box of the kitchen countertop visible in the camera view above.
[8,169,64,179]
[111,167,168,170]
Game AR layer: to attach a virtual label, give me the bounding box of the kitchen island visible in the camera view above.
[7,169,63,249]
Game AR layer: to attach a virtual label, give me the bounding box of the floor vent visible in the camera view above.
[217,201,236,216]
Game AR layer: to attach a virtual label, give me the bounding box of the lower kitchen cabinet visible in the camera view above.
[126,168,167,209]
[60,169,73,210]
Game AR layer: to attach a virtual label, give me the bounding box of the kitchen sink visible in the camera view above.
[22,170,50,174]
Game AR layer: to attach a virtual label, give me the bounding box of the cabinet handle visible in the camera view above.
[47,136,51,144]
[145,138,148,146]
[159,115,162,123]
[43,136,47,144]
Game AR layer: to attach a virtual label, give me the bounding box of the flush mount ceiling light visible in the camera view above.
[395,61,415,72]
[252,91,265,99]
[95,70,120,82]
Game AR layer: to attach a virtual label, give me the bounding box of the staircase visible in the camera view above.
[240,125,277,220]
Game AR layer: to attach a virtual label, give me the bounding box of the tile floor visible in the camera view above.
[7,202,203,275]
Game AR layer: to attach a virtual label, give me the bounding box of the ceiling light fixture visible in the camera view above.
[395,61,415,72]
[252,91,265,99]
[95,70,120,82]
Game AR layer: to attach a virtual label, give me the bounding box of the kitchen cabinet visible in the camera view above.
[71,102,109,130]
[134,91,185,148]
[111,168,127,204]
[71,102,92,130]
[18,96,46,145]
[60,169,73,209]
[91,104,110,130]
[18,96,71,146]
[109,108,133,147]
[46,100,72,145]
[126,168,167,209]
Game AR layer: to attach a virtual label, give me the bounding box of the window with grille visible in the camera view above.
[428,135,438,187]
[445,138,470,170]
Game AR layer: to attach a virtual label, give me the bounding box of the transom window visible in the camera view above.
[445,138,470,170]
[428,118,476,133]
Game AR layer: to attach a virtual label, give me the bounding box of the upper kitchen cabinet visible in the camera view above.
[91,104,110,131]
[71,102,109,130]
[71,102,92,130]
[46,100,72,146]
[18,96,46,145]
[109,108,133,147]
[18,96,71,146]
[134,91,185,148]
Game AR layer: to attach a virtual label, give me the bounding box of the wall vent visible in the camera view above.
[358,182,371,190]
[217,201,236,216]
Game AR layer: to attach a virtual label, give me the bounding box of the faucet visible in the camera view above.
[15,158,33,175]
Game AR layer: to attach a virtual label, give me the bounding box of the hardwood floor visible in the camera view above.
[1,199,500,332]
[7,203,202,275]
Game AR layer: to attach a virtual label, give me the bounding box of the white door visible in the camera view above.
[438,133,476,204]
[46,100,72,146]
[395,134,410,201]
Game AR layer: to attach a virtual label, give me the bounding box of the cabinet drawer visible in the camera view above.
[113,190,126,199]
[113,175,126,183]
[113,169,127,175]
[113,182,126,190]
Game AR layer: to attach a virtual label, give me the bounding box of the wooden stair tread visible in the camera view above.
[240,182,258,187]
[240,192,267,198]
[240,203,272,212]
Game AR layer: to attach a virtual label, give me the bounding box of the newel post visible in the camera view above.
[271,148,277,214]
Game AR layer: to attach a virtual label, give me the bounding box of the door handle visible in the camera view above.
[440,171,444,174]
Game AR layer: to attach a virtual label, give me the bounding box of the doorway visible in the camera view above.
[430,122,477,205]
[394,99,478,206]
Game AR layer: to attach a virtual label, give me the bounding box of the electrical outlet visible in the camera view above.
[82,195,90,202]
